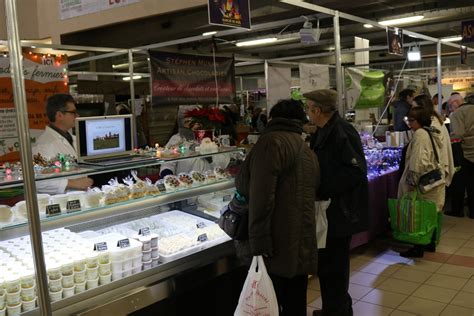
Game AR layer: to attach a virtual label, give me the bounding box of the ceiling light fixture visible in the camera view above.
[363,24,374,28]
[236,37,278,47]
[379,15,424,26]
[440,36,462,42]
[407,46,421,61]
[202,31,217,36]
[122,75,142,81]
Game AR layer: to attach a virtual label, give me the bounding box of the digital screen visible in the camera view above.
[77,116,132,158]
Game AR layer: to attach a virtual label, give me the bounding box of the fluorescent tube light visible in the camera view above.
[122,75,142,81]
[379,15,424,26]
[407,47,421,61]
[202,31,217,36]
[363,24,374,28]
[440,36,462,42]
[236,37,278,47]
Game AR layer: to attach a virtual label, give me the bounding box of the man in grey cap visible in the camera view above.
[304,89,368,316]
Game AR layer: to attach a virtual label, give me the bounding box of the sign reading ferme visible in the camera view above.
[149,51,235,106]
[462,20,474,43]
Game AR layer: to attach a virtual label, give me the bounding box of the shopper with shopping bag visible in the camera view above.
[234,99,320,316]
[396,107,446,258]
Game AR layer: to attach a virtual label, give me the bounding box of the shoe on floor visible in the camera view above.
[312,310,322,316]
[400,247,424,258]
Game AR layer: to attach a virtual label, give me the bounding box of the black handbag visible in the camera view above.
[218,191,248,240]
[418,128,445,193]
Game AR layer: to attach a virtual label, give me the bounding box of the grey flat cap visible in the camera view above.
[303,89,337,112]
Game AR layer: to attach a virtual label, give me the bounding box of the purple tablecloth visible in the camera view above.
[351,170,399,249]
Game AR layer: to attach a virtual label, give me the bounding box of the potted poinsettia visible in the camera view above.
[184,106,225,142]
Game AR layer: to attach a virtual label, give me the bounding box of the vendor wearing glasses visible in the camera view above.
[33,94,93,194]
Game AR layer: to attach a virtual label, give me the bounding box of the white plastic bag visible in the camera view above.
[315,199,331,249]
[234,255,279,316]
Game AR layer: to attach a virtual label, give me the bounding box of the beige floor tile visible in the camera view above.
[464,240,474,249]
[439,237,468,248]
[455,247,474,257]
[389,310,418,316]
[377,278,421,295]
[352,301,393,316]
[359,261,402,276]
[437,245,461,254]
[308,297,322,309]
[350,258,373,272]
[373,254,411,265]
[350,271,387,287]
[451,291,474,309]
[462,279,474,293]
[397,296,447,315]
[444,231,473,240]
[405,259,443,273]
[348,283,373,300]
[412,284,458,304]
[425,274,468,290]
[307,289,320,303]
[390,266,432,283]
[360,289,408,308]
[440,304,474,316]
[437,264,474,279]
[307,277,320,291]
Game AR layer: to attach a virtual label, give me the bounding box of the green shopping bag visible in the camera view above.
[388,191,439,245]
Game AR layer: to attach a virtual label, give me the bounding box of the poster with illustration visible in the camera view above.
[345,68,390,109]
[387,27,404,56]
[0,53,68,162]
[208,0,251,29]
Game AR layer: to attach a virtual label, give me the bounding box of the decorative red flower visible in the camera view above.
[185,106,226,129]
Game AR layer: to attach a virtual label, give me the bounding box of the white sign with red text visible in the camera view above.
[59,0,140,20]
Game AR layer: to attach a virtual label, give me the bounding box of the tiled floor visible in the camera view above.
[307,215,474,316]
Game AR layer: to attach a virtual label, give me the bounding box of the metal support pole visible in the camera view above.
[436,41,443,114]
[4,0,51,315]
[128,49,137,148]
[333,11,344,113]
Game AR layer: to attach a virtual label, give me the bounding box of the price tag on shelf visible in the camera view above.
[196,222,206,229]
[139,227,150,236]
[66,200,81,213]
[197,233,208,242]
[222,194,232,202]
[46,204,61,217]
[94,242,108,252]
[156,183,166,193]
[117,239,130,248]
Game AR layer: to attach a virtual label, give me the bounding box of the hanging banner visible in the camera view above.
[208,0,251,29]
[299,63,330,94]
[387,28,404,56]
[149,51,235,106]
[0,52,68,162]
[59,0,141,20]
[266,64,291,113]
[462,20,474,43]
[345,68,389,109]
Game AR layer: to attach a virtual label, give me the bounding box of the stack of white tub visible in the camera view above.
[130,234,159,270]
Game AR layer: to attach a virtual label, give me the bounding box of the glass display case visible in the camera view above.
[0,148,243,315]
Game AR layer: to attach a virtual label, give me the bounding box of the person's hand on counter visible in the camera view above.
[67,177,94,190]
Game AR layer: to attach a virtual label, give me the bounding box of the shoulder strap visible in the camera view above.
[423,127,439,163]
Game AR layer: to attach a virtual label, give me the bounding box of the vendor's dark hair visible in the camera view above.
[399,89,415,101]
[269,99,308,123]
[414,94,443,125]
[408,106,431,127]
[46,94,75,122]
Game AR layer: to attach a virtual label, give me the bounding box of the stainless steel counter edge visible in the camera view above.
[21,241,237,316]
[0,179,235,240]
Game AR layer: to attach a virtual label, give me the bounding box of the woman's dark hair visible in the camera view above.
[407,106,432,127]
[46,94,75,122]
[269,99,308,123]
[413,94,443,125]
[399,89,415,101]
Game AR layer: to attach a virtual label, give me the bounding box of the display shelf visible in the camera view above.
[0,179,235,240]
[0,147,243,189]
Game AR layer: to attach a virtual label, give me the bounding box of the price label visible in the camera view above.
[156,183,166,192]
[46,204,61,216]
[139,227,150,236]
[94,242,108,252]
[196,222,206,229]
[197,233,208,242]
[222,194,232,202]
[66,200,81,213]
[117,239,130,248]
